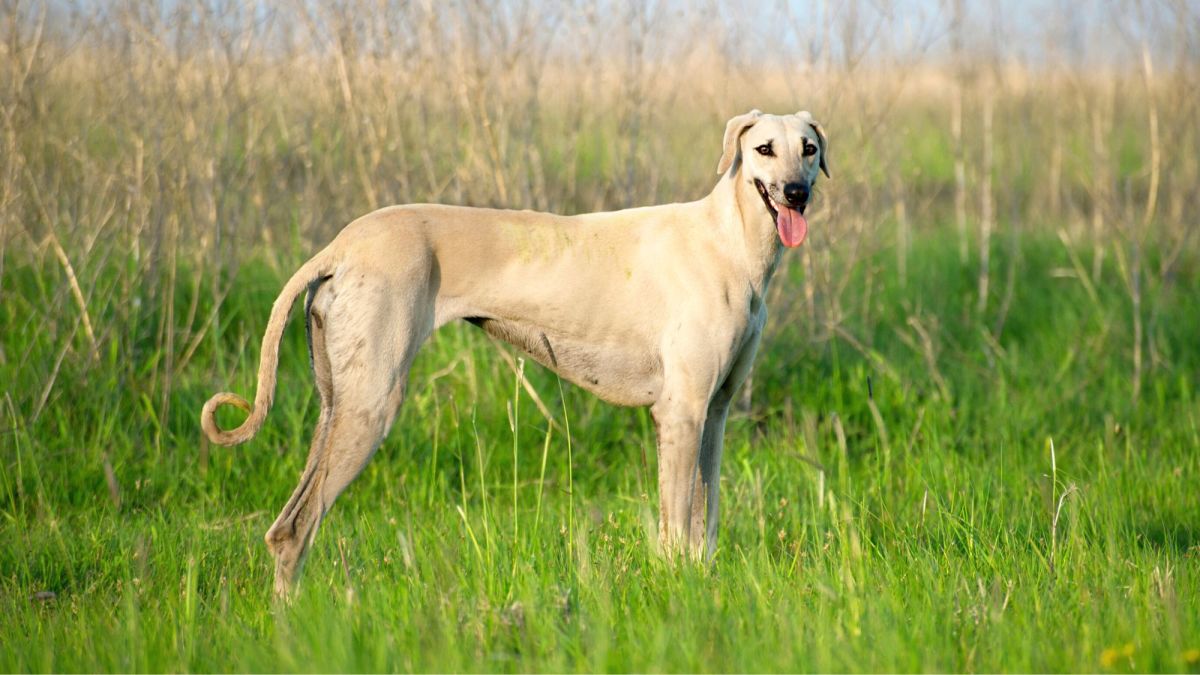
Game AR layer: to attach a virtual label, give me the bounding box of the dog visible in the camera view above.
[201,109,829,596]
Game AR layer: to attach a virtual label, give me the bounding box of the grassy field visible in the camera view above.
[2,229,1198,672]
[2,1,1199,672]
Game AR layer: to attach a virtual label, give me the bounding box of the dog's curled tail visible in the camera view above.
[201,256,332,446]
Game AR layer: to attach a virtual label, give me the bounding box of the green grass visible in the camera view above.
[2,229,1198,672]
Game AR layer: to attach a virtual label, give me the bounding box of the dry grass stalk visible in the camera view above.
[101,451,121,509]
[976,75,994,315]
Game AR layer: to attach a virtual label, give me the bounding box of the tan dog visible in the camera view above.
[201,109,829,596]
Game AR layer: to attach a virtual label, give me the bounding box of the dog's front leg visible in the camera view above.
[651,397,706,557]
[692,392,732,558]
[688,323,763,559]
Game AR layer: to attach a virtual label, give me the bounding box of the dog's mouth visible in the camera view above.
[754,179,808,248]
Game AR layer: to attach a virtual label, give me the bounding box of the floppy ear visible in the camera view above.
[716,109,762,176]
[811,117,830,178]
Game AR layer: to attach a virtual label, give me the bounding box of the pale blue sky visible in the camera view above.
[43,0,1193,67]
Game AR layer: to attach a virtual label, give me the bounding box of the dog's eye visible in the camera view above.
[755,143,774,157]
[802,142,817,157]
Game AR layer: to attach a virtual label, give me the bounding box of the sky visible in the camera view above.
[37,0,1196,68]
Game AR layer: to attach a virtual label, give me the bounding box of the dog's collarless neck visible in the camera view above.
[709,172,784,295]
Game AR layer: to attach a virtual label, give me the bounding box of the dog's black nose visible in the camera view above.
[783,182,809,207]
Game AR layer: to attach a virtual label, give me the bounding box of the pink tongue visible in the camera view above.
[776,206,808,248]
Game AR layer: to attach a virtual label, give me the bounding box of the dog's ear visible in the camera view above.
[717,109,762,176]
[811,121,830,178]
[797,110,830,178]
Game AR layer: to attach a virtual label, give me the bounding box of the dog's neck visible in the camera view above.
[707,168,784,298]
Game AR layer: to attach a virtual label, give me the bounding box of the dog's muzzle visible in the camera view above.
[754,179,809,248]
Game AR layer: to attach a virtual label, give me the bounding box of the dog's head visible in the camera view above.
[717,109,829,248]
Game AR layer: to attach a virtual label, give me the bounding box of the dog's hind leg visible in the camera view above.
[264,267,433,597]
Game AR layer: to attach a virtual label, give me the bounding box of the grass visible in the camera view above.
[2,3,1198,670]
[2,227,1198,672]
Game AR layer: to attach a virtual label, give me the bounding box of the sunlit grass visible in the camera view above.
[2,231,1197,672]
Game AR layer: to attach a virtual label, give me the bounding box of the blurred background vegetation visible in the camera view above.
[2,0,1195,433]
